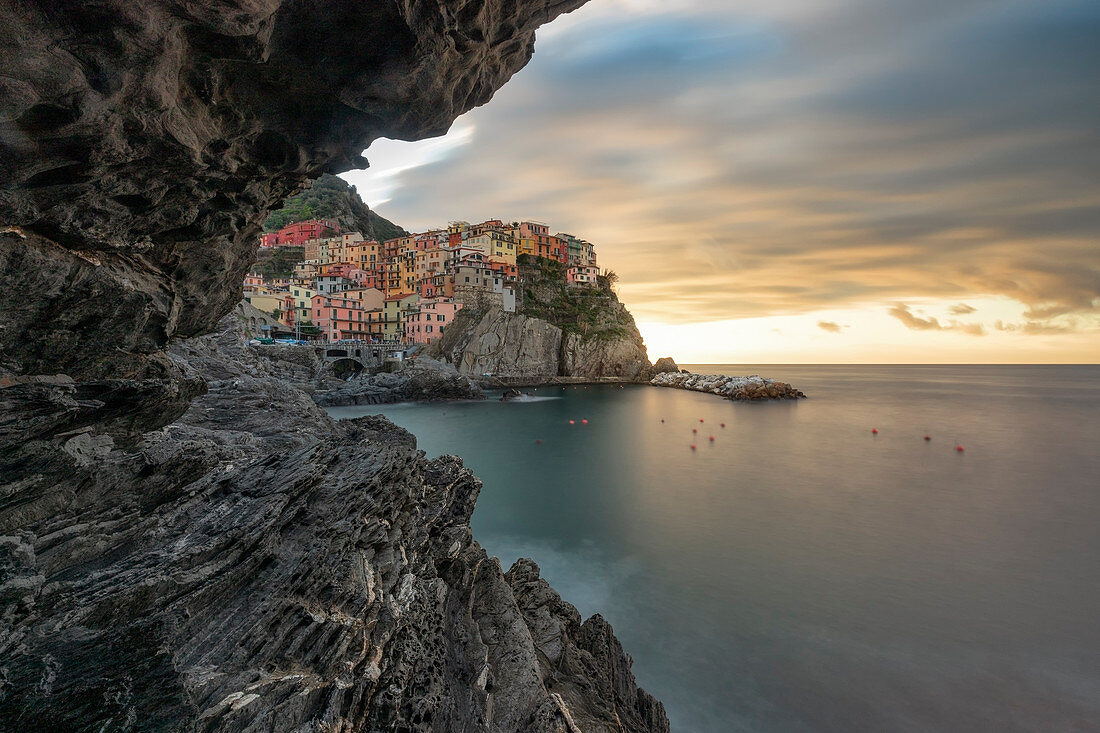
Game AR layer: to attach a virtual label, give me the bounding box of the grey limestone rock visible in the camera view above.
[433,310,565,381]
[0,318,667,731]
[429,307,658,381]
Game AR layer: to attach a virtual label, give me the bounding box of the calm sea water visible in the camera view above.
[327,365,1100,732]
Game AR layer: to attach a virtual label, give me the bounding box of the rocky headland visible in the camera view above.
[0,0,669,729]
[428,256,674,383]
[651,371,806,401]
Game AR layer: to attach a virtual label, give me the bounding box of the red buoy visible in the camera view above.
[709,435,715,442]
[872,428,878,434]
[690,444,697,450]
[692,428,697,433]
[924,435,931,441]
[700,418,704,423]
[720,423,726,428]
[582,419,588,425]
[956,445,965,452]
[568,420,575,425]
[535,439,542,444]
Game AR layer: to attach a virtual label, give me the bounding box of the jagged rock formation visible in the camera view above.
[313,358,485,406]
[0,1,669,729]
[560,331,651,380]
[429,310,564,380]
[428,256,656,380]
[652,371,806,400]
[1,318,667,730]
[505,560,669,733]
[651,357,679,375]
[428,306,655,381]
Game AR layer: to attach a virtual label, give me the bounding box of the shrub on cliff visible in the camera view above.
[517,255,634,338]
[263,174,406,242]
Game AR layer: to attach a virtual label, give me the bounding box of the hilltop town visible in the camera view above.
[243,216,602,345]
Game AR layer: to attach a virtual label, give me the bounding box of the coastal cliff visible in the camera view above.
[428,256,655,380]
[1,317,667,730]
[1,0,669,729]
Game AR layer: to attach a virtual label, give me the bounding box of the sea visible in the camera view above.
[326,365,1100,732]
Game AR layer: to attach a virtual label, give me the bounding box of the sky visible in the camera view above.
[342,0,1100,363]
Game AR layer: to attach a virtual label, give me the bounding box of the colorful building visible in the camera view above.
[567,264,600,287]
[383,293,418,339]
[405,297,463,344]
[283,284,316,327]
[248,216,603,343]
[311,292,385,341]
[261,219,340,248]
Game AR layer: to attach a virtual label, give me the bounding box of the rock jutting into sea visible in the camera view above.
[312,358,485,407]
[651,371,807,400]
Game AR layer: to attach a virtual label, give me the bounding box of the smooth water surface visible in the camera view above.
[327,365,1100,732]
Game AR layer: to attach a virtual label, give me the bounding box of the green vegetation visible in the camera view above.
[263,173,406,242]
[250,245,304,279]
[517,255,633,339]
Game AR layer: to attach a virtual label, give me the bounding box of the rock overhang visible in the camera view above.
[0,0,589,439]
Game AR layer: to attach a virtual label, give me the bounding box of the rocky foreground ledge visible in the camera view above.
[0,317,667,731]
[651,371,806,400]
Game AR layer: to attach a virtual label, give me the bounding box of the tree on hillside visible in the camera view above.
[263,174,406,241]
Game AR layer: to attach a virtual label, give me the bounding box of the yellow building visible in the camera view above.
[383,293,418,339]
[465,230,517,265]
[287,284,315,325]
[244,292,289,322]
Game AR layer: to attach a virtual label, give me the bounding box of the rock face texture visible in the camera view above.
[313,359,485,407]
[505,560,669,733]
[0,318,667,731]
[428,307,655,381]
[560,331,651,380]
[652,371,806,400]
[430,310,564,380]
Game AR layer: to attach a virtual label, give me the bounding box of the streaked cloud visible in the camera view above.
[349,0,1100,361]
[889,304,986,335]
[817,321,845,333]
[995,320,1076,335]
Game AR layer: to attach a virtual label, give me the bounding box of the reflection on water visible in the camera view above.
[328,366,1100,732]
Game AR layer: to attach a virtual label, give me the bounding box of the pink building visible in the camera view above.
[404,298,463,344]
[567,264,600,287]
[311,292,385,341]
[260,219,340,248]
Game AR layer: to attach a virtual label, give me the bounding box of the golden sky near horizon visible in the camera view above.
[343,0,1100,363]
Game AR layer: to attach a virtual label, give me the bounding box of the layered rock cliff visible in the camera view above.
[1,317,667,730]
[0,1,669,729]
[428,310,564,380]
[427,307,654,381]
[427,256,655,380]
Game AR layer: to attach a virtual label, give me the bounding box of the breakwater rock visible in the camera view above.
[651,371,806,400]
